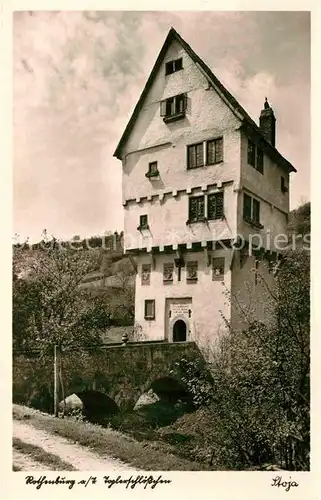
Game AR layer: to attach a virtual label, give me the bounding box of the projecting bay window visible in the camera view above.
[187,192,224,224]
[160,93,187,123]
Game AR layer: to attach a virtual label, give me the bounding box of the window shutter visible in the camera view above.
[252,199,260,223]
[196,143,204,167]
[186,261,198,281]
[189,196,204,221]
[160,100,166,116]
[188,145,196,169]
[207,140,215,165]
[212,257,225,280]
[248,139,256,166]
[257,148,264,173]
[243,193,252,220]
[208,192,224,219]
[215,138,223,163]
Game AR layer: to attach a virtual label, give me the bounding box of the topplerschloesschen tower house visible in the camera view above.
[114,28,296,353]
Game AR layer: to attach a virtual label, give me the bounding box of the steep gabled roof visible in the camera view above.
[113,27,296,173]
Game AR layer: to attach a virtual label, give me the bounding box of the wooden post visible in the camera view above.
[53,344,59,417]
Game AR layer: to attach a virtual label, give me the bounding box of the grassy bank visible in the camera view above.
[13,404,209,471]
[13,437,76,470]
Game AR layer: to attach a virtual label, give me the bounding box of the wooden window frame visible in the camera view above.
[188,195,205,223]
[212,257,225,281]
[248,139,256,167]
[243,193,263,228]
[163,263,174,283]
[141,264,151,286]
[187,142,204,169]
[206,137,224,165]
[146,161,159,178]
[207,192,224,220]
[160,93,187,122]
[138,214,149,231]
[165,58,183,75]
[144,299,155,320]
[186,261,198,282]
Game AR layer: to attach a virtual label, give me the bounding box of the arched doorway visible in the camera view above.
[173,319,187,342]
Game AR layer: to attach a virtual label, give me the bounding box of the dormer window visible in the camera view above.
[160,93,187,123]
[165,58,183,75]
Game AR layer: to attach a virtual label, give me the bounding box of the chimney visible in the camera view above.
[259,97,276,147]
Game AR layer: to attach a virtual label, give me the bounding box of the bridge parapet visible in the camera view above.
[13,340,203,411]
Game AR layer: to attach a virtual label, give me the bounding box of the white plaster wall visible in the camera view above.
[237,130,290,250]
[123,183,238,251]
[121,39,242,203]
[231,251,277,332]
[134,249,232,353]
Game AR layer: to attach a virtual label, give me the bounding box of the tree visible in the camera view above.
[174,248,310,470]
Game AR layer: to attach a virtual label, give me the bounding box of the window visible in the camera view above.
[207,138,223,165]
[138,214,148,230]
[208,192,224,220]
[187,142,204,169]
[281,176,288,193]
[165,58,183,75]
[146,161,159,178]
[141,264,151,285]
[248,139,256,167]
[163,263,174,283]
[188,192,224,223]
[212,257,225,281]
[252,198,260,224]
[248,139,264,174]
[243,193,262,227]
[189,196,205,222]
[160,93,187,122]
[144,300,155,320]
[186,261,198,282]
[257,148,264,174]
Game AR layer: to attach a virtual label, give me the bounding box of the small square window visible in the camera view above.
[144,299,155,320]
[141,264,151,285]
[212,257,225,280]
[139,215,148,230]
[165,58,183,75]
[146,161,159,178]
[163,263,174,283]
[186,261,198,281]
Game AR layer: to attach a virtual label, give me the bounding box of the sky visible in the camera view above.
[13,11,310,242]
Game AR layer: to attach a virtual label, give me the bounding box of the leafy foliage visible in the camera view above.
[174,248,310,470]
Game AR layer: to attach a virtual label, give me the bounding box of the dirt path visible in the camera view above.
[13,449,55,471]
[13,420,138,471]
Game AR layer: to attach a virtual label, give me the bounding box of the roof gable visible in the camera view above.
[113,27,296,173]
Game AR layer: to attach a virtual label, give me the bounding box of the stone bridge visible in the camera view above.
[13,341,204,415]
